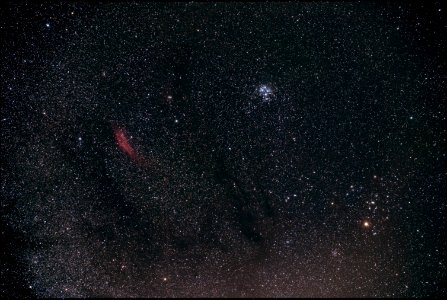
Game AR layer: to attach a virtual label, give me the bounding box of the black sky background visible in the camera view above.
[1,2,446,297]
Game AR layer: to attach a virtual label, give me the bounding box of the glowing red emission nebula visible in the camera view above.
[114,127,138,160]
[112,125,159,169]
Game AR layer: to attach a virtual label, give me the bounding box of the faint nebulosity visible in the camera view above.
[1,2,446,298]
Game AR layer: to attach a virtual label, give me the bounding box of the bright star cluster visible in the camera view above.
[258,84,274,102]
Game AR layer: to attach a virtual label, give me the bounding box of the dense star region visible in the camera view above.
[1,2,446,298]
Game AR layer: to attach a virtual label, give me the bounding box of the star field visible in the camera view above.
[1,2,446,298]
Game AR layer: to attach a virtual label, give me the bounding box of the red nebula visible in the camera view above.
[112,125,160,169]
[114,127,138,160]
[113,126,152,167]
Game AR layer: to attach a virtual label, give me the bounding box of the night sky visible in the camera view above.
[1,2,446,298]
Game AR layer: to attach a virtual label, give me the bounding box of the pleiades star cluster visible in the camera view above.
[1,2,446,298]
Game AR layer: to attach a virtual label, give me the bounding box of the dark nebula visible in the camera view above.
[1,2,446,297]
